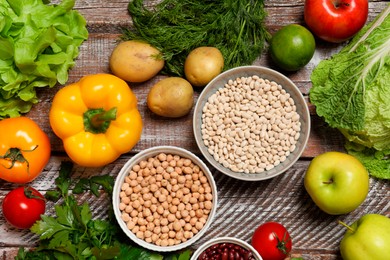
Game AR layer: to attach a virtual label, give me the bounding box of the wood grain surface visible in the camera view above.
[1,0,389,259]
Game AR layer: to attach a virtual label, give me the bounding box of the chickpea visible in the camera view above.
[168,230,176,239]
[127,220,136,230]
[125,205,133,214]
[161,226,169,233]
[158,194,166,203]
[119,202,127,211]
[205,201,213,210]
[144,199,152,208]
[161,161,169,168]
[184,231,193,239]
[167,213,176,222]
[163,209,170,217]
[151,233,159,242]
[195,209,203,218]
[132,226,140,234]
[175,167,183,174]
[160,239,169,247]
[195,221,204,230]
[173,221,182,231]
[160,218,168,226]
[178,176,186,184]
[184,223,192,231]
[153,226,161,234]
[147,222,155,231]
[168,239,175,246]
[125,188,133,196]
[169,205,178,214]
[121,213,130,222]
[139,225,147,232]
[167,154,174,162]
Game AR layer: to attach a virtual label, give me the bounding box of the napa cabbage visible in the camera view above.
[309,4,390,179]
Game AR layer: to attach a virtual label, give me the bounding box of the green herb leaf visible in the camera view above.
[31,214,70,240]
[124,0,269,77]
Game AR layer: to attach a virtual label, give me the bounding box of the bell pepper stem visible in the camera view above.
[84,107,117,134]
[91,107,117,128]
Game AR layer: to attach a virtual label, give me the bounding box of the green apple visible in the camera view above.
[340,214,390,260]
[304,151,369,215]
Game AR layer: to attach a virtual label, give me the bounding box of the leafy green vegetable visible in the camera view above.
[16,161,191,260]
[123,0,269,76]
[0,0,88,118]
[309,4,390,179]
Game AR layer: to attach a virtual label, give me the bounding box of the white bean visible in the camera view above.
[201,75,301,174]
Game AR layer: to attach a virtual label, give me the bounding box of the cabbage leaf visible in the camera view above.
[0,0,88,118]
[310,4,390,178]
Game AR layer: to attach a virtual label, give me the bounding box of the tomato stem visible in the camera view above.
[0,146,38,173]
[273,231,291,256]
[24,187,45,201]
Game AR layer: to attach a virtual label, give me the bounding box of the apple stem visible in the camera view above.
[334,1,350,8]
[338,220,355,233]
[323,178,334,184]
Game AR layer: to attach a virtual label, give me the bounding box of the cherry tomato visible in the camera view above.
[0,117,51,183]
[2,186,46,229]
[251,222,292,260]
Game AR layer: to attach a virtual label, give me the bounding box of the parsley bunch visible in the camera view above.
[16,161,191,260]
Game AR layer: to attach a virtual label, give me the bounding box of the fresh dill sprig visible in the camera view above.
[124,0,270,76]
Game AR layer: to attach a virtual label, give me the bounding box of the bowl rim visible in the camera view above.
[112,145,218,252]
[193,65,311,181]
[190,236,263,260]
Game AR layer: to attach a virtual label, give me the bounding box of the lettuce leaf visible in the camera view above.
[309,4,390,178]
[0,0,88,118]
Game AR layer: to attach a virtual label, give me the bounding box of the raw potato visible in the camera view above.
[184,46,224,87]
[147,77,194,118]
[110,40,164,83]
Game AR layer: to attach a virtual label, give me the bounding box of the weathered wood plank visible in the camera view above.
[1,1,389,259]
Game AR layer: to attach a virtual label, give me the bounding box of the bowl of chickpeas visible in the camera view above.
[112,145,218,252]
[193,65,310,181]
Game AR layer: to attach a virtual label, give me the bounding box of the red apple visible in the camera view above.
[304,0,368,43]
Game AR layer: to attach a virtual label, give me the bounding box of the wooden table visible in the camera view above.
[1,0,389,259]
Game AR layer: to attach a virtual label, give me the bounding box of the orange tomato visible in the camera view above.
[0,117,51,183]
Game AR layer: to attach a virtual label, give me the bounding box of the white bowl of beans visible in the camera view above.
[112,145,218,252]
[190,237,263,260]
[193,65,310,181]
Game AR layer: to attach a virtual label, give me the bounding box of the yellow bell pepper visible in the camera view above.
[49,74,143,167]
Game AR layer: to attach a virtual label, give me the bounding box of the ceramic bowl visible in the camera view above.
[190,236,263,260]
[112,146,218,252]
[193,65,310,181]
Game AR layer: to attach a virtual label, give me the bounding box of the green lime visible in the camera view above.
[269,24,315,71]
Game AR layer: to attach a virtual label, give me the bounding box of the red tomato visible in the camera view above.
[2,186,46,229]
[0,117,51,183]
[251,222,292,260]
